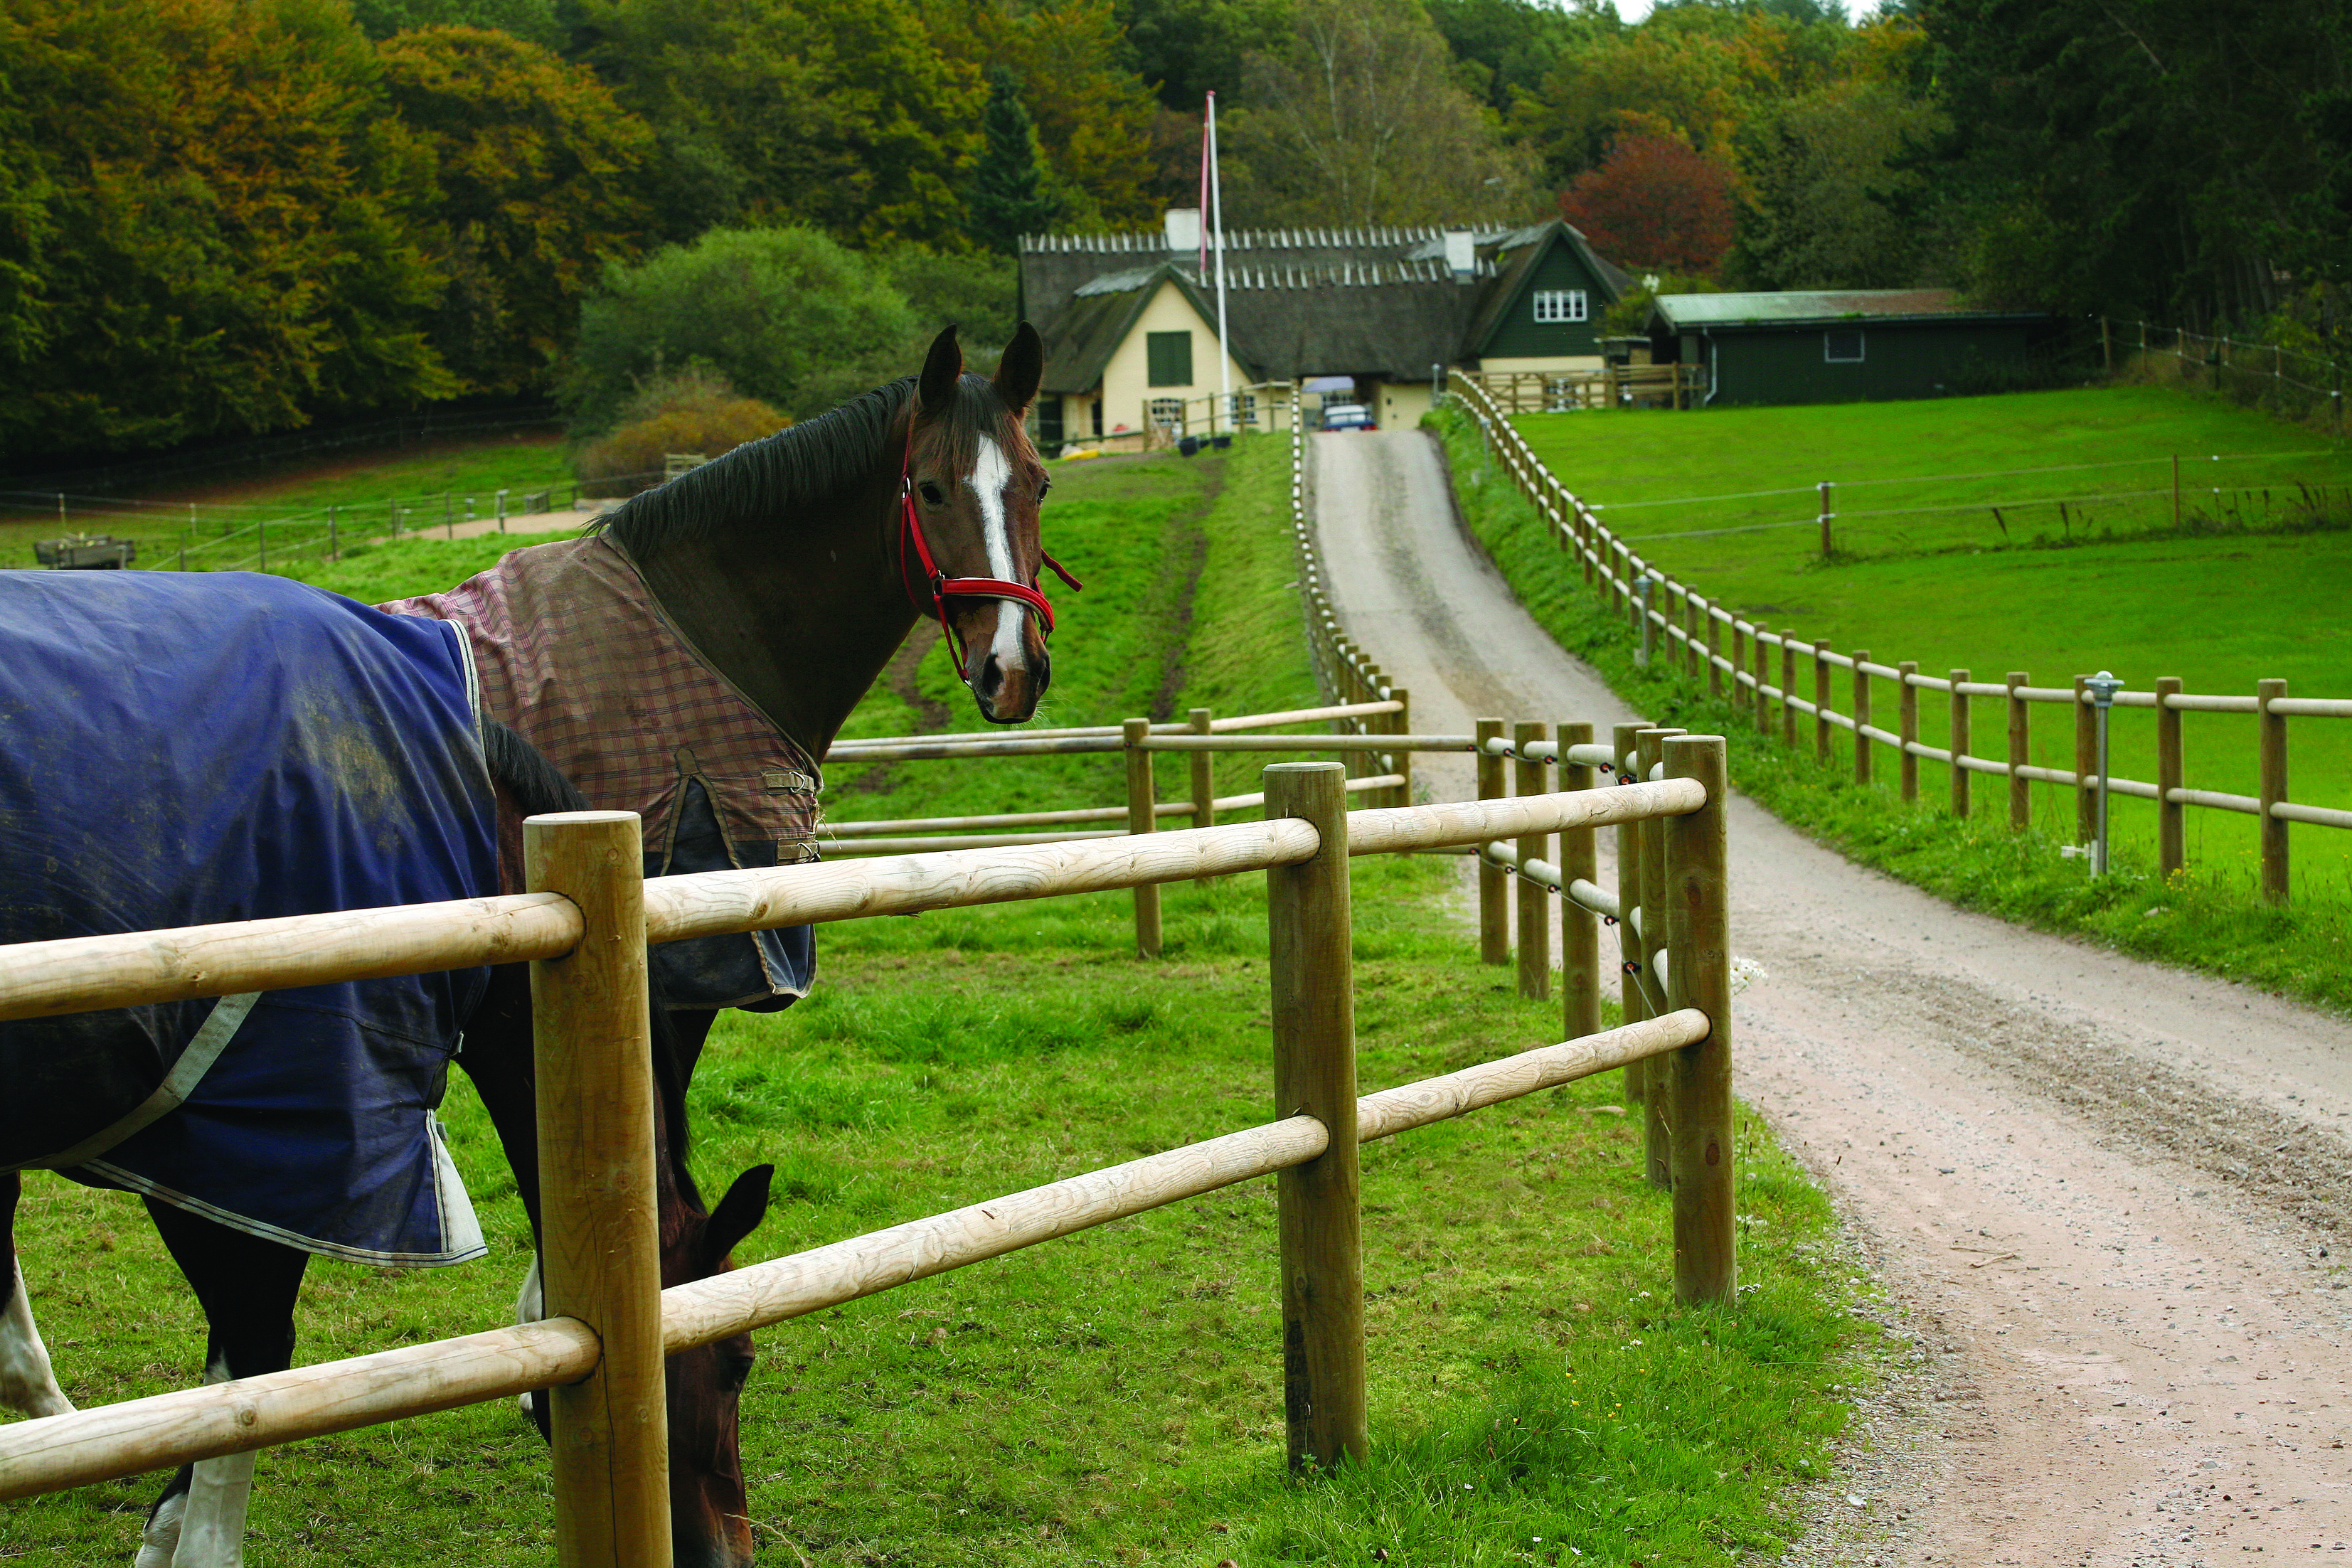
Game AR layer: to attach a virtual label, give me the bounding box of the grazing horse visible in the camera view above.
[0,570,774,1568]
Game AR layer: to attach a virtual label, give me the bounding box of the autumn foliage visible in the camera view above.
[1558,134,1735,276]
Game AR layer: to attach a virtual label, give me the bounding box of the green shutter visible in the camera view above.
[1147,331,1194,388]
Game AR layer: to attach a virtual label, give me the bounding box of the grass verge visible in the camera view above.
[1433,402,2352,1018]
[5,434,1879,1565]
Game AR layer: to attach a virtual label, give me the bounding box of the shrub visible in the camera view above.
[574,365,784,496]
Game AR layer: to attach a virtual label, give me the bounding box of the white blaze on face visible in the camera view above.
[969,434,1028,683]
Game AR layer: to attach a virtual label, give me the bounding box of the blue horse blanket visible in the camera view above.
[0,571,499,1265]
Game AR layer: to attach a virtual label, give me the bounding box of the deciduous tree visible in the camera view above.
[1558,134,1735,274]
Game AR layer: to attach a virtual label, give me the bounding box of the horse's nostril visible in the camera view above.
[977,654,1004,699]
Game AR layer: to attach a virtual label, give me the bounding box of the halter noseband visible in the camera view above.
[897,428,1081,682]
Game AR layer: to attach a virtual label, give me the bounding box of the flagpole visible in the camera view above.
[1207,91,1231,437]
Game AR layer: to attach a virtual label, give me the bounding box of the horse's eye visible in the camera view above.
[918,481,946,506]
[1037,476,1052,500]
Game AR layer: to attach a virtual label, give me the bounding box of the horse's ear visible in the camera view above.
[918,325,963,417]
[703,1164,773,1268]
[992,321,1044,415]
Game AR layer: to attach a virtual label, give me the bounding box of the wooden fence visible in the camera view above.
[1449,375,2352,903]
[1462,365,1706,415]
[0,747,1734,1565]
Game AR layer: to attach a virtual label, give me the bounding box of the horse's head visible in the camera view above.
[661,1164,774,1568]
[905,321,1059,723]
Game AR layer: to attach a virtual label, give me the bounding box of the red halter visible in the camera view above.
[897,430,1081,681]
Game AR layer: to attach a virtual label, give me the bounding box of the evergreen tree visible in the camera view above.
[967,70,1058,253]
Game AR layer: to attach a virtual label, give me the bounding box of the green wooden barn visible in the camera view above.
[1645,290,2062,406]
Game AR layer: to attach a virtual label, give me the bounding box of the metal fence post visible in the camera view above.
[1390,688,1412,806]
[1949,669,1971,818]
[2086,672,2123,874]
[1560,721,1601,1043]
[1635,576,1656,668]
[1476,718,1508,965]
[1780,631,1798,748]
[1513,720,1550,1001]
[1188,707,1216,885]
[1124,719,1161,957]
[1264,762,1367,1473]
[526,811,671,1568]
[1663,735,1733,1307]
[1636,725,1683,1191]
[1817,481,1834,559]
[2156,677,2184,878]
[2260,678,2289,905]
[1814,642,1832,761]
[2073,676,2097,848]
[1703,602,1722,699]
[1753,632,1771,738]
[2007,671,2031,831]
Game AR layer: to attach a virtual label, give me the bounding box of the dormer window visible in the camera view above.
[1533,289,1587,324]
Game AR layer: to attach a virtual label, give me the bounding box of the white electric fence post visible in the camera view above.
[2085,671,2124,876]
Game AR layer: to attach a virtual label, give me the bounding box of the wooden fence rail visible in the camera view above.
[0,756,1732,1564]
[1447,375,2351,903]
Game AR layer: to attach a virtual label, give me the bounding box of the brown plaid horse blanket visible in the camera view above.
[381,535,820,1008]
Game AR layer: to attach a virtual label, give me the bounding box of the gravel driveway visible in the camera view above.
[1311,427,2352,1564]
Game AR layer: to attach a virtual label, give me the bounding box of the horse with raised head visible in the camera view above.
[1,323,1075,1564]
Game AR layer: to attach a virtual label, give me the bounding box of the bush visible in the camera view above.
[574,366,784,496]
[562,225,917,432]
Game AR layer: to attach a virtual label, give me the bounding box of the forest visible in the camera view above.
[1,0,2346,464]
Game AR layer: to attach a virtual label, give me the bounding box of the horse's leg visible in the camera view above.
[457,963,555,1427]
[134,1200,309,1568]
[0,1173,73,1418]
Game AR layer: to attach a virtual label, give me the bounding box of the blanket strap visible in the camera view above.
[12,993,262,1173]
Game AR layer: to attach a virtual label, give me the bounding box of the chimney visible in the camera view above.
[1164,208,1203,254]
[1443,230,1476,282]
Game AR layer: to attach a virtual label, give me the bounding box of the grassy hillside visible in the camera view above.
[6,437,1878,1567]
[1499,387,2352,896]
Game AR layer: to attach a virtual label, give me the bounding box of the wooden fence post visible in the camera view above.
[1753,633,1771,738]
[1560,721,1601,1044]
[2007,671,2031,831]
[2260,678,2289,905]
[1852,652,1872,784]
[1124,719,1161,958]
[1898,661,1920,802]
[526,811,671,1568]
[1780,631,1798,747]
[2073,677,2098,847]
[1636,726,1683,1191]
[1390,688,1413,807]
[1189,708,1216,885]
[2156,677,2184,878]
[1613,722,1647,1112]
[1264,762,1368,1473]
[1814,643,1831,762]
[1476,718,1508,965]
[1949,670,1971,819]
[1686,594,1704,683]
[1663,735,1733,1307]
[1703,604,1722,700]
[1514,720,1550,1001]
[1731,619,1749,711]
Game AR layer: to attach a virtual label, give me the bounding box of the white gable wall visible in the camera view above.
[1096,280,1252,437]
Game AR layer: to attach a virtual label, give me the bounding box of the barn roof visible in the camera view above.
[1649,289,2050,331]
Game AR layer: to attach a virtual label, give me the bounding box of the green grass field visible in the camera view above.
[1497,388,2352,900]
[3,430,578,572]
[3,435,1876,1564]
[1437,402,2352,1013]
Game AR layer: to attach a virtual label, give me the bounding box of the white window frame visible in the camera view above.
[1533,289,1588,324]
[1824,328,1866,363]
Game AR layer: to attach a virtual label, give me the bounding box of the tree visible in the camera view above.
[1425,0,1613,114]
[574,0,985,249]
[346,0,563,47]
[0,0,452,462]
[967,71,1063,253]
[1112,0,1294,110]
[938,0,1160,230]
[1220,0,1537,227]
[561,226,917,430]
[379,26,655,395]
[1729,73,1941,289]
[1558,134,1735,274]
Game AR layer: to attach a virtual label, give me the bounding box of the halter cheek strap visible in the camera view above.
[896,432,1082,682]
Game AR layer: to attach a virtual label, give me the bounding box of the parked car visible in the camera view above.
[1318,403,1378,432]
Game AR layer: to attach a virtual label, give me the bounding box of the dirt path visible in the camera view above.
[1310,429,2352,1563]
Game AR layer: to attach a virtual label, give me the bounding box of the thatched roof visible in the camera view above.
[1021,220,1608,391]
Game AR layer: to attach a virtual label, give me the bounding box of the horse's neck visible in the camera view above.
[630,476,920,759]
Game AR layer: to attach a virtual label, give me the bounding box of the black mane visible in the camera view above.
[594,370,1032,561]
